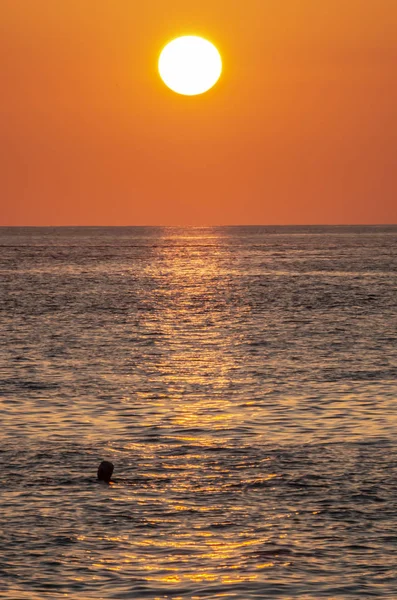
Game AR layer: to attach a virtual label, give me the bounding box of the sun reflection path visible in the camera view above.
[134,230,252,440]
[89,530,286,587]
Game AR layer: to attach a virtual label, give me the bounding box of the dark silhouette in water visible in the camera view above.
[97,461,114,484]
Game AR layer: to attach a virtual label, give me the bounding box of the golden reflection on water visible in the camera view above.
[86,528,289,588]
[136,230,248,435]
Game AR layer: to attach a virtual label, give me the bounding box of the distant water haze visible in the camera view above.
[1,226,396,599]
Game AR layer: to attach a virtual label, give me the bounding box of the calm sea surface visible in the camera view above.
[1,226,396,599]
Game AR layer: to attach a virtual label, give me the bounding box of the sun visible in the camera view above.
[158,36,222,96]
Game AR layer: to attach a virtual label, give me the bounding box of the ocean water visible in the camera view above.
[0,225,396,599]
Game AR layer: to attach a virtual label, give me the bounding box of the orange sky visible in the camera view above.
[1,0,396,225]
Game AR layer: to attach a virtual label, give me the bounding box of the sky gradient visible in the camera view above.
[1,0,396,225]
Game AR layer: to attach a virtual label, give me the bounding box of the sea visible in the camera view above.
[0,225,396,599]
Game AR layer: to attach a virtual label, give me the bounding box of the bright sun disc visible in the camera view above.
[158,36,222,96]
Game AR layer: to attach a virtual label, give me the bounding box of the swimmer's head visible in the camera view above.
[97,460,114,483]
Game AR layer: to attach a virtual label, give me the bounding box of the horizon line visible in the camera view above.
[1,223,396,228]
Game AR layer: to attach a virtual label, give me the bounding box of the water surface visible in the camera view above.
[1,226,396,598]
